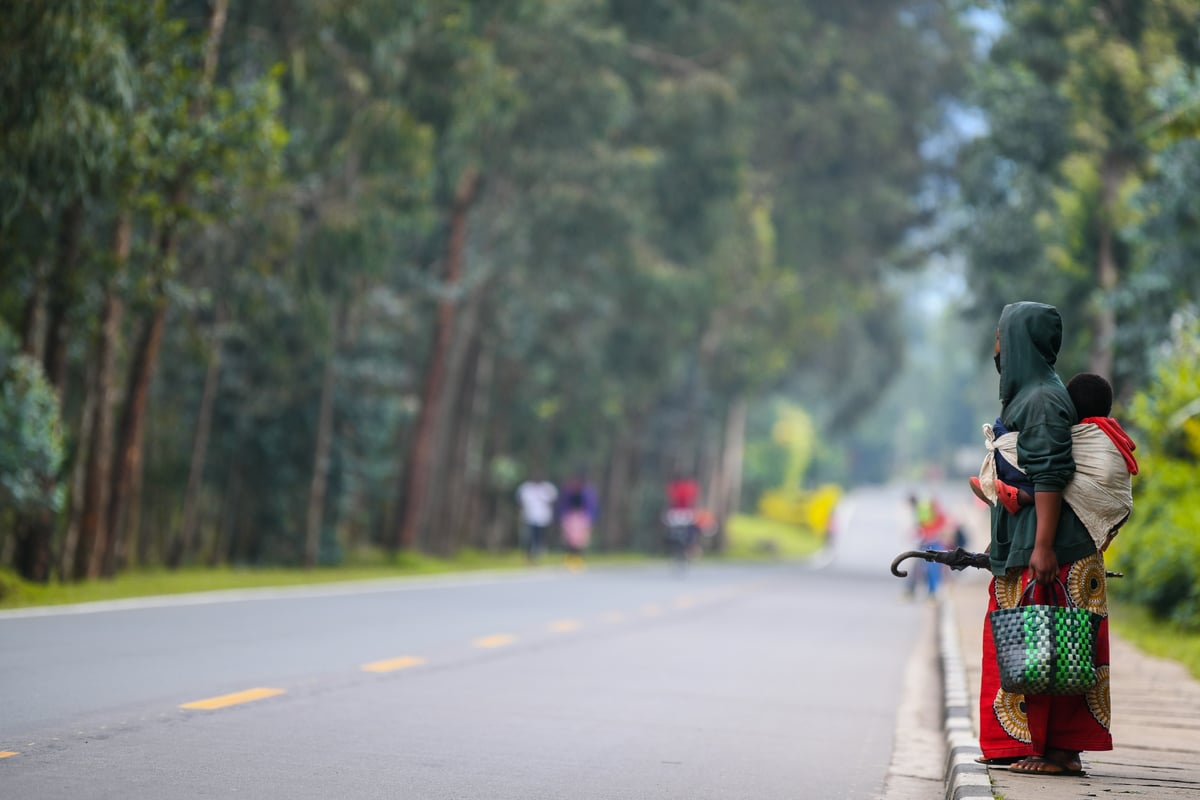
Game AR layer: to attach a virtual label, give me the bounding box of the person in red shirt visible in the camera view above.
[664,472,701,559]
[667,474,700,510]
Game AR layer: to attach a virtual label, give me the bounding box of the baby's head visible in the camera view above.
[1067,372,1113,420]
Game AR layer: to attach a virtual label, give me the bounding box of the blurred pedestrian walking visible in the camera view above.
[907,493,950,598]
[557,474,597,570]
[664,471,701,565]
[516,472,557,562]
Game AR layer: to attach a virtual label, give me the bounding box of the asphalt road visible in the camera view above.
[1,487,933,799]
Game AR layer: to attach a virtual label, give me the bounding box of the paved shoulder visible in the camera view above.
[948,577,1200,799]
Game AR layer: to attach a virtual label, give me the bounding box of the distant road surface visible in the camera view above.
[1,486,939,799]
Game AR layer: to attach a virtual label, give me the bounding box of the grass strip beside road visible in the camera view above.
[0,521,821,613]
[1110,600,1200,682]
[0,550,537,611]
[723,513,827,560]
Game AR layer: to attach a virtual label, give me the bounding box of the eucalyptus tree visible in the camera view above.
[957,0,1200,391]
[0,0,132,376]
[602,0,970,522]
[162,0,443,566]
[408,1,666,553]
[1121,67,1200,368]
[0,0,134,580]
[0,0,981,575]
[93,0,286,576]
[0,325,65,580]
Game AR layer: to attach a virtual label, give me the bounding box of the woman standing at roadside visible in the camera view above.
[979,301,1112,776]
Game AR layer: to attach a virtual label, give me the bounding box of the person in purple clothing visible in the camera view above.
[557,474,598,567]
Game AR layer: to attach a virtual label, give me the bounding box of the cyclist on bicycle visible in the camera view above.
[664,472,701,560]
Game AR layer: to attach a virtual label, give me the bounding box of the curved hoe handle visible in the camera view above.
[890,550,930,578]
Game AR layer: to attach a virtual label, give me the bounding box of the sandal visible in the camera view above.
[994,479,1022,514]
[1008,755,1084,776]
[975,755,1021,766]
[969,476,993,506]
[1046,748,1083,774]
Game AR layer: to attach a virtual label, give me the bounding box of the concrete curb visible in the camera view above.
[938,595,996,800]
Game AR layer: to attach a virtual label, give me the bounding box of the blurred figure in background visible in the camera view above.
[907,493,950,598]
[516,472,557,562]
[664,471,701,563]
[557,474,597,570]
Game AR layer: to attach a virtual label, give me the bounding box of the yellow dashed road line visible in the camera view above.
[180,687,285,711]
[167,598,704,714]
[0,751,18,759]
[362,656,426,673]
[473,634,516,649]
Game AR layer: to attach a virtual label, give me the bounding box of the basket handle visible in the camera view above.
[1018,576,1076,609]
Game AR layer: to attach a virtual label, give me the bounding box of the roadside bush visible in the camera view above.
[0,326,65,515]
[1109,319,1200,629]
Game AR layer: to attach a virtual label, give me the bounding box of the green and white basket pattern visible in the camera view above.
[990,580,1102,696]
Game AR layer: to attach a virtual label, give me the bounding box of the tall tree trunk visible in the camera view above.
[73,214,129,579]
[303,304,343,568]
[171,311,224,568]
[126,448,149,569]
[480,360,516,552]
[14,202,85,582]
[42,200,84,396]
[99,299,167,578]
[600,426,638,551]
[396,168,481,551]
[429,281,488,555]
[709,396,746,552]
[99,0,230,576]
[13,515,53,583]
[212,458,242,567]
[20,258,49,358]
[1090,156,1123,378]
[458,338,495,552]
[439,327,483,555]
[60,359,95,581]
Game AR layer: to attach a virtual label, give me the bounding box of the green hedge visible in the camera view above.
[1109,322,1200,629]
[0,325,65,514]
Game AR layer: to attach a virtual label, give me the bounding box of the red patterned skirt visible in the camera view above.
[979,552,1113,758]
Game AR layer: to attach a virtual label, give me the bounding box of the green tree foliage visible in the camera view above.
[1110,317,1200,628]
[1120,67,1200,359]
[956,0,1200,391]
[2,1,979,576]
[0,326,64,514]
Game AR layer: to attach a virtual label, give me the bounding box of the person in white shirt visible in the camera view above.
[516,476,557,561]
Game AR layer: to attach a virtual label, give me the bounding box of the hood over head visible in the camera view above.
[997,301,1062,405]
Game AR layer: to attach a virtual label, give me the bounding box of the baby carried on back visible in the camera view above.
[974,372,1139,553]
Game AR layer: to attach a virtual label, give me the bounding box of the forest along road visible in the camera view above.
[0,503,923,799]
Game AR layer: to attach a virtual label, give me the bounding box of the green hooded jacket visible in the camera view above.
[990,301,1096,575]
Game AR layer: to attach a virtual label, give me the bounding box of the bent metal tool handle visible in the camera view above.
[889,549,1123,579]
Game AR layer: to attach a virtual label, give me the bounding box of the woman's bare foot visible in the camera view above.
[1009,749,1083,776]
[1046,748,1083,773]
